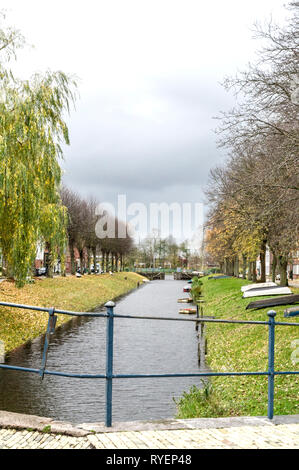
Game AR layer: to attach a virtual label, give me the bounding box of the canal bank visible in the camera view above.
[0,276,209,423]
[176,276,299,419]
[0,272,144,353]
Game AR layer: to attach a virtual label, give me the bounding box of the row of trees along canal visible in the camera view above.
[0,13,132,286]
[60,186,133,276]
[204,1,298,287]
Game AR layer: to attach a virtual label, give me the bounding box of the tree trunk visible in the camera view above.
[101,250,105,272]
[227,258,234,276]
[271,253,277,283]
[242,254,247,279]
[7,264,15,279]
[92,247,97,273]
[111,254,115,272]
[247,261,252,281]
[234,255,239,277]
[70,241,76,275]
[260,240,267,283]
[223,258,227,275]
[278,255,288,286]
[46,243,54,278]
[79,249,85,275]
[3,256,14,279]
[251,261,257,282]
[115,254,119,272]
[106,252,110,272]
[87,248,91,274]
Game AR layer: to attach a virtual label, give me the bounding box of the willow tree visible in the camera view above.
[0,15,77,286]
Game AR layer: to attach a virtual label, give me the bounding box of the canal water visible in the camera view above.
[0,276,209,424]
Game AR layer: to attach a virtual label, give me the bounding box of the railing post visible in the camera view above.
[105,301,115,427]
[267,310,276,420]
[40,307,57,380]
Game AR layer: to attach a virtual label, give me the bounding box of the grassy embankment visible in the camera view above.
[0,272,144,352]
[176,276,299,418]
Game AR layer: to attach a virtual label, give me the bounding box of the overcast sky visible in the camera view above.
[1,0,289,241]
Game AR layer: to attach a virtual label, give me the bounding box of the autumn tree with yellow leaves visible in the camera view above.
[0,13,77,286]
[205,3,299,286]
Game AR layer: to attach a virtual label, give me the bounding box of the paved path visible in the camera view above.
[0,412,298,449]
[1,423,299,449]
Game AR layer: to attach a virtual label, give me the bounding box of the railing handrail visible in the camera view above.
[1,301,299,326]
[0,300,298,426]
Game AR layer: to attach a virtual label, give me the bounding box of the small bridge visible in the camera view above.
[136,271,165,280]
[173,272,202,280]
[135,270,202,281]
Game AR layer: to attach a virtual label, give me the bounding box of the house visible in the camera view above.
[256,246,299,281]
[289,250,299,280]
[34,243,81,274]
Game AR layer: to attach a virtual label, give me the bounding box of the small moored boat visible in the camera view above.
[183,285,191,292]
[179,308,197,315]
[241,282,277,293]
[242,286,292,298]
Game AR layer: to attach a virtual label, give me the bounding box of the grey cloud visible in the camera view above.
[62,74,231,206]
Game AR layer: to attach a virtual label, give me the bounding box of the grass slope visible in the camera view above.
[176,276,299,418]
[0,272,144,352]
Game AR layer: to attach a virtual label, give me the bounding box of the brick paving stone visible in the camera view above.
[63,441,75,449]
[185,430,215,448]
[124,431,153,448]
[0,430,14,442]
[5,432,23,448]
[155,430,180,449]
[121,432,148,449]
[106,434,127,449]
[162,431,192,449]
[110,432,137,449]
[0,422,298,449]
[143,431,167,448]
[186,431,213,448]
[184,430,220,449]
[87,434,101,449]
[46,438,62,450]
[121,431,152,449]
[96,433,121,449]
[138,431,165,449]
[108,432,135,449]
[152,430,178,449]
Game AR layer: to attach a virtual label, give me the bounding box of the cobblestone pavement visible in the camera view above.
[0,423,298,449]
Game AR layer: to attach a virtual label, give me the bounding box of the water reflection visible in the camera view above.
[0,276,209,423]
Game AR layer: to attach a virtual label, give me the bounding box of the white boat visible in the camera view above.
[242,286,292,298]
[241,282,277,292]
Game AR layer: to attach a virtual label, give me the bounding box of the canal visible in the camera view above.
[0,276,209,424]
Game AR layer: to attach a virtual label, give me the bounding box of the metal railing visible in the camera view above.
[0,300,298,427]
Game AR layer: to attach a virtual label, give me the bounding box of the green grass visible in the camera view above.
[42,425,51,433]
[0,272,144,352]
[175,276,299,418]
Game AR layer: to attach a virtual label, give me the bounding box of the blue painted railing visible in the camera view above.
[0,300,298,427]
